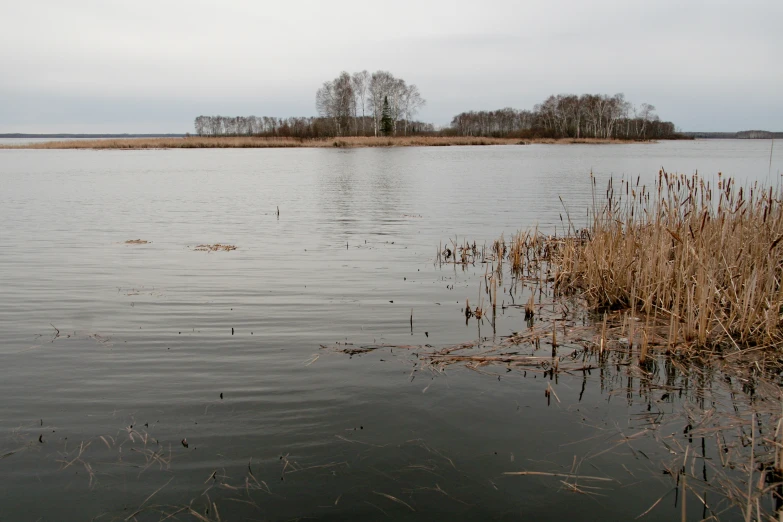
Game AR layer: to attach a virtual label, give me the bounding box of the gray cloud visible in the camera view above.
[1,0,780,132]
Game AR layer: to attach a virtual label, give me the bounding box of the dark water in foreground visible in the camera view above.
[0,140,781,521]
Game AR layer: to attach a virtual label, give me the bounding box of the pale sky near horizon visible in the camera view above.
[1,0,780,133]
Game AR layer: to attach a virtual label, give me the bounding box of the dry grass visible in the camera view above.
[551,171,783,350]
[321,173,783,518]
[354,196,783,518]
[0,135,632,150]
[441,172,783,352]
[422,174,783,517]
[443,171,783,351]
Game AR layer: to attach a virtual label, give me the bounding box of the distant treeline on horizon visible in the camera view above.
[192,115,434,140]
[449,94,680,140]
[684,131,783,139]
[193,87,684,140]
[194,70,432,139]
[0,133,184,138]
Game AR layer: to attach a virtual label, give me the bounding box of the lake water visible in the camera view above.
[0,140,781,521]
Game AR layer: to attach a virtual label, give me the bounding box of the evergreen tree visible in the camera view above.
[381,96,393,136]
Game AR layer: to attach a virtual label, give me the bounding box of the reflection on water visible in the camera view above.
[0,141,781,520]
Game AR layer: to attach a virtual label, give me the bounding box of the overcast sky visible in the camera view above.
[1,0,780,133]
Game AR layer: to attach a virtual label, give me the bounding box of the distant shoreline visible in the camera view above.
[0,136,654,150]
[0,133,184,139]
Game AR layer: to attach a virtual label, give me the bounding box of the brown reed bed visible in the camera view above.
[552,171,783,351]
[438,171,783,353]
[0,135,631,150]
[407,172,783,517]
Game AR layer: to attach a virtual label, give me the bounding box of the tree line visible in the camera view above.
[449,94,680,140]
[686,131,783,139]
[194,88,682,141]
[192,114,435,139]
[316,70,425,137]
[194,70,429,139]
[194,115,337,139]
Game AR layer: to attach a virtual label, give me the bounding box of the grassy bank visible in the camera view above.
[1,135,635,150]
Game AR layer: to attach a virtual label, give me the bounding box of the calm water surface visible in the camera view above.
[0,140,781,521]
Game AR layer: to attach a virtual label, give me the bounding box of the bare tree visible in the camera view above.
[334,71,355,135]
[316,81,338,135]
[194,116,207,136]
[352,70,370,136]
[316,72,355,136]
[400,84,425,135]
[637,103,656,139]
[369,71,396,137]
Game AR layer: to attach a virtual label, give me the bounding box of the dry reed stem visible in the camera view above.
[373,491,416,511]
[552,172,783,351]
[319,172,783,518]
[503,471,614,482]
[458,172,783,353]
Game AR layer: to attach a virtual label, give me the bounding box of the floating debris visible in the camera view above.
[124,239,150,244]
[193,244,237,252]
[320,343,420,356]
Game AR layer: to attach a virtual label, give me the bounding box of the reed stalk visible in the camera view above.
[550,171,783,351]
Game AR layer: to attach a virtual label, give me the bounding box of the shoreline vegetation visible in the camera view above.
[0,135,646,150]
[465,171,783,518]
[323,171,783,518]
[190,70,685,141]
